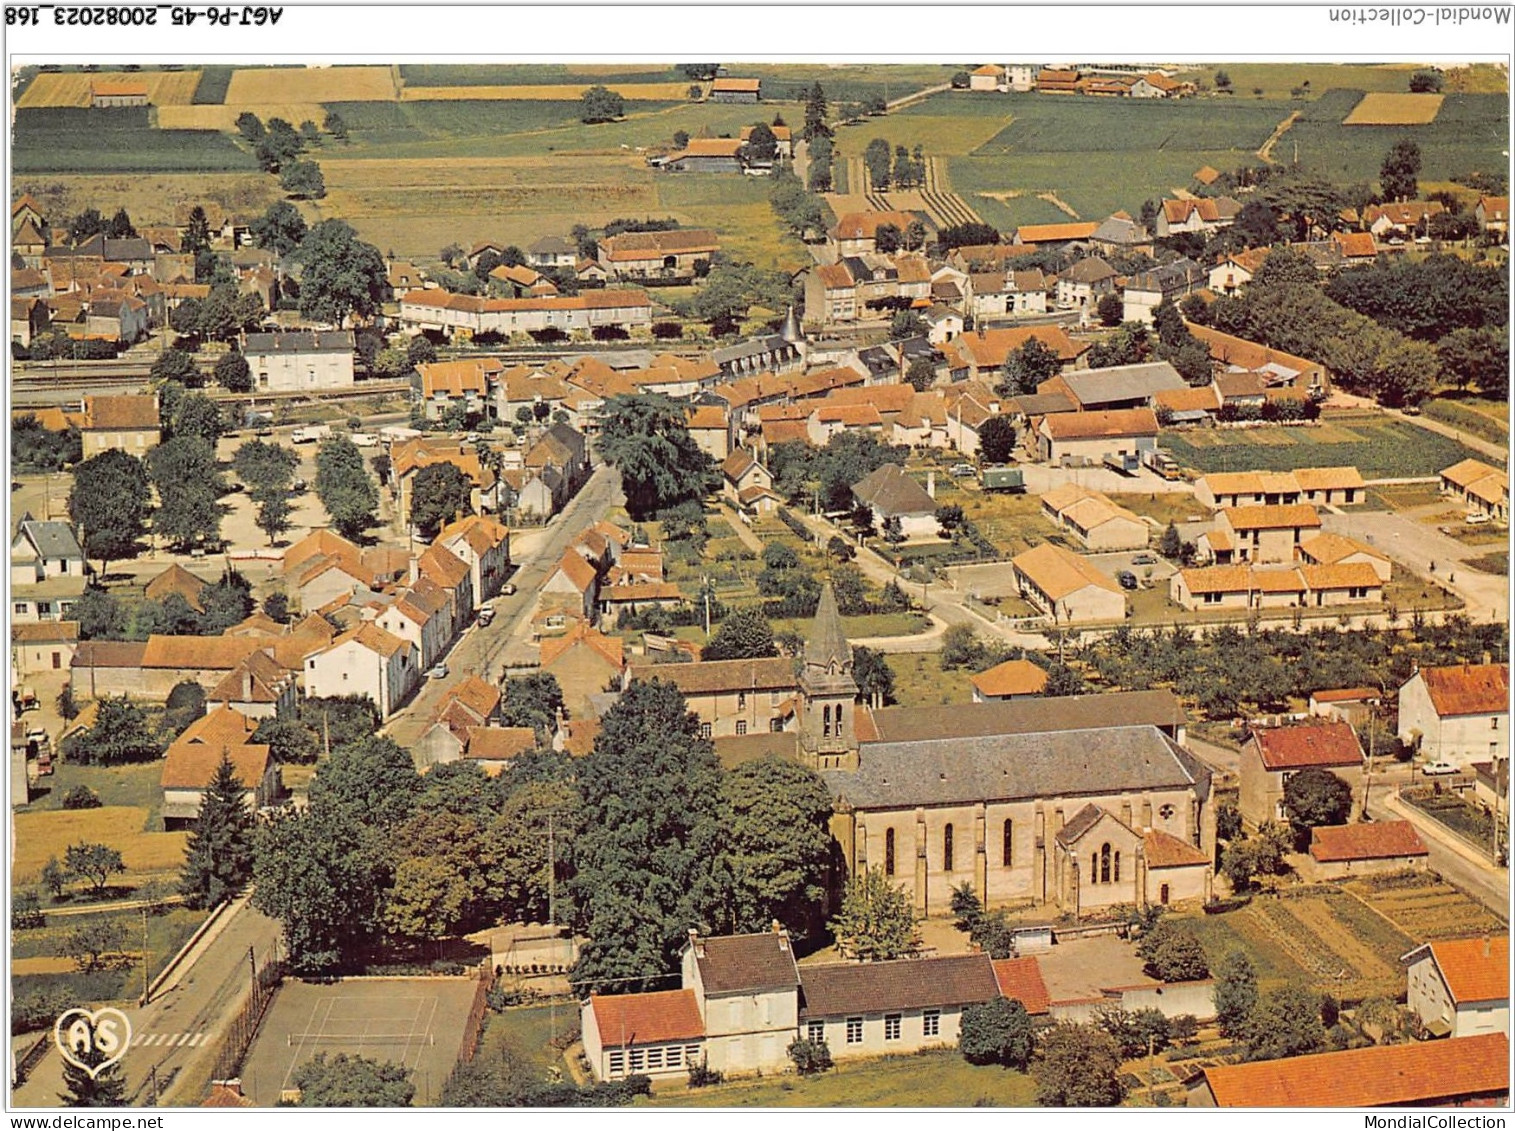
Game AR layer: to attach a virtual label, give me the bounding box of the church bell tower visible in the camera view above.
[799,582,859,771]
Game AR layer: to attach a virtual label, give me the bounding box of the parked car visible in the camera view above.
[1465,512,1492,525]
[502,582,517,596]
[255,426,275,437]
[290,477,307,493]
[1421,760,1460,776]
[477,607,495,627]
[1131,552,1157,566]
[950,463,976,477]
[427,663,449,680]
[1117,570,1139,590]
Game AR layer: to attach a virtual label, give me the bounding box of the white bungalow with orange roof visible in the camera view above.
[1203,504,1321,564]
[1040,483,1148,551]
[970,658,1049,702]
[1011,543,1126,623]
[1404,935,1509,1039]
[1439,458,1508,522]
[304,622,418,719]
[1298,531,1390,582]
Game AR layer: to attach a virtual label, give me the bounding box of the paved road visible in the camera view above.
[11,897,282,1108]
[1371,781,1508,918]
[384,464,624,751]
[1323,509,1507,623]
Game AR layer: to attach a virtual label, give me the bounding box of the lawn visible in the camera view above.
[886,653,978,709]
[25,760,164,814]
[12,806,189,886]
[1366,483,1444,512]
[1106,492,1203,527]
[1465,551,1508,575]
[771,612,932,641]
[12,107,262,174]
[642,1048,1039,1107]
[1170,62,1507,99]
[1421,397,1509,448]
[1161,417,1488,479]
[1287,93,1507,189]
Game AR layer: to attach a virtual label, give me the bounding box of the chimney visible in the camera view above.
[926,469,936,499]
[1484,935,1492,958]
[1483,651,1492,667]
[771,918,781,934]
[687,927,704,958]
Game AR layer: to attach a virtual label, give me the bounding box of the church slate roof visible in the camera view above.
[821,724,1208,810]
[805,582,852,672]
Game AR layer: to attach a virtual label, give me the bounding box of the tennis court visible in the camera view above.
[239,977,478,1106]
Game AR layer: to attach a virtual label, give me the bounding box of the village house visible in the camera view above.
[398,288,654,340]
[805,262,858,325]
[1155,196,1240,238]
[539,621,625,719]
[1397,662,1509,769]
[1403,935,1509,1040]
[12,296,50,346]
[205,650,297,720]
[685,404,731,462]
[597,229,719,281]
[438,514,511,604]
[969,64,1005,91]
[711,332,805,381]
[1088,213,1153,257]
[1185,322,1331,396]
[79,393,160,459]
[303,622,418,719]
[1037,407,1160,465]
[1307,687,1382,728]
[1363,200,1445,240]
[10,621,79,678]
[282,529,410,613]
[384,259,424,301]
[1011,543,1127,623]
[417,357,501,422]
[1039,483,1149,551]
[373,579,454,672]
[10,517,85,588]
[628,657,799,739]
[1440,458,1509,522]
[1169,562,1383,612]
[1207,247,1271,296]
[1307,820,1428,878]
[1122,259,1207,324]
[1200,504,1322,564]
[1237,721,1363,828]
[390,438,499,531]
[851,463,939,540]
[944,324,1087,383]
[160,705,280,827]
[1055,256,1117,310]
[1297,532,1391,583]
[970,658,1049,702]
[144,563,210,612]
[1191,1033,1508,1107]
[526,235,579,270]
[829,211,926,258]
[240,330,357,393]
[1475,195,1509,239]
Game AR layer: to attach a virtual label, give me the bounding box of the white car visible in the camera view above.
[427,663,449,681]
[1421,760,1460,776]
[1465,512,1492,526]
[351,432,379,448]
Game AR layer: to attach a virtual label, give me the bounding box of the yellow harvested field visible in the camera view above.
[157,104,329,130]
[16,70,203,109]
[12,807,189,883]
[12,956,92,976]
[224,65,398,105]
[1344,92,1445,125]
[403,83,693,102]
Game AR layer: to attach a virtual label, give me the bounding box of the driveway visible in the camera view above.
[1322,510,1508,623]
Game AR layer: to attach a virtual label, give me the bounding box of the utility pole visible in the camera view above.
[140,907,150,1006]
[1147,1034,1155,1104]
[547,812,556,927]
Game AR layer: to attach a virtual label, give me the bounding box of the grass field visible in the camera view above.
[886,653,978,708]
[12,107,261,175]
[1170,62,1507,99]
[10,171,279,233]
[1344,92,1445,125]
[405,83,696,102]
[12,806,189,885]
[1421,397,1509,447]
[399,64,688,86]
[642,1048,1039,1107]
[1289,93,1508,188]
[1161,418,1488,479]
[191,65,235,104]
[16,70,203,108]
[26,760,164,815]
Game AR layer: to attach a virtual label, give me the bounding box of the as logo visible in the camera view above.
[54,1008,132,1078]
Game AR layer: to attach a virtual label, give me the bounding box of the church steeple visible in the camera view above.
[800,582,859,770]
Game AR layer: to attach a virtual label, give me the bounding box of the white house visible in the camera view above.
[1403,935,1509,1039]
[851,463,939,540]
[303,623,418,719]
[242,331,356,393]
[1397,662,1509,769]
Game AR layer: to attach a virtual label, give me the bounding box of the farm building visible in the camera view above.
[1039,361,1186,413]
[90,80,149,108]
[597,230,720,280]
[1036,408,1158,466]
[398,289,654,339]
[710,77,761,103]
[661,138,745,173]
[1307,820,1428,878]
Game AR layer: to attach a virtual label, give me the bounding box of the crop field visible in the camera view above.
[1184,890,1414,999]
[398,63,690,86]
[12,807,189,884]
[11,107,261,174]
[224,64,399,105]
[729,63,957,105]
[156,104,329,130]
[835,96,1013,156]
[403,82,695,102]
[971,95,1285,155]
[1161,418,1487,479]
[1169,62,1508,99]
[11,171,278,232]
[1289,93,1507,187]
[191,65,235,104]
[16,69,203,108]
[1344,92,1445,125]
[1346,873,1506,941]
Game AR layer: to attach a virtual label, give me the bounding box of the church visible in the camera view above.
[708,584,1216,918]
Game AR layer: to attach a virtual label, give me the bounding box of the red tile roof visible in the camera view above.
[1417,663,1509,718]
[586,989,705,1047]
[83,393,159,432]
[1040,408,1159,440]
[970,659,1049,699]
[992,956,1050,1015]
[1308,820,1427,863]
[1250,721,1361,771]
[1423,936,1510,1004]
[1144,828,1209,868]
[1202,1032,1508,1107]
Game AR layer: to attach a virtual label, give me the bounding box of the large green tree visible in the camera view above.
[490,779,578,925]
[148,436,224,549]
[596,394,714,520]
[251,199,309,256]
[1380,138,1422,202]
[68,450,151,575]
[1282,766,1354,842]
[579,85,626,123]
[1214,950,1258,1038]
[978,415,1017,464]
[295,219,387,326]
[568,679,729,992]
[292,1053,415,1107]
[1136,920,1211,982]
[409,461,474,539]
[702,607,778,661]
[1244,985,1327,1062]
[719,758,834,935]
[499,672,566,736]
[306,736,422,831]
[999,338,1063,397]
[179,752,257,908]
[314,434,380,540]
[1035,1023,1126,1106]
[959,997,1035,1069]
[59,1049,128,1107]
[829,866,920,961]
[61,697,161,766]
